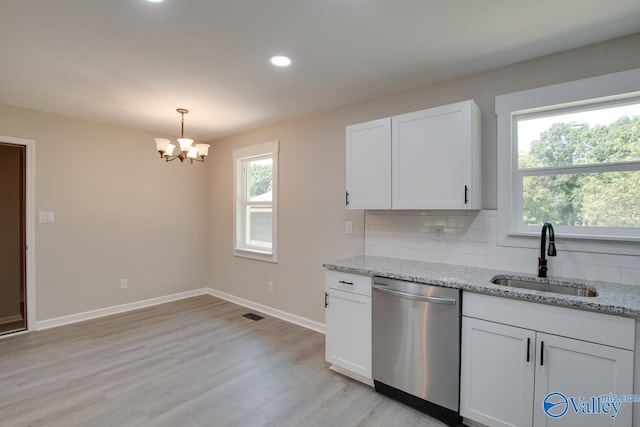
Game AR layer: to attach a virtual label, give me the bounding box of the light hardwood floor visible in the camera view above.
[0,295,446,427]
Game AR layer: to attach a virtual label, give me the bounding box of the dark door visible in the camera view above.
[0,143,26,334]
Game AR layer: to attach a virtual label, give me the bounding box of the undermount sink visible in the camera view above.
[491,276,598,297]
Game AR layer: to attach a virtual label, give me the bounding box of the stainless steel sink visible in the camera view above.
[491,277,598,297]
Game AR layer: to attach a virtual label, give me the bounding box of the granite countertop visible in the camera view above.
[323,255,640,317]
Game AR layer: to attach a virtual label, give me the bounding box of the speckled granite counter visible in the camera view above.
[323,255,640,317]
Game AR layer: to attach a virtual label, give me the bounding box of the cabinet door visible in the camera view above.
[346,118,391,209]
[392,101,478,209]
[461,317,535,427]
[533,333,633,427]
[325,288,371,380]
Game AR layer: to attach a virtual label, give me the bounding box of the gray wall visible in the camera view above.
[206,33,640,324]
[0,105,208,321]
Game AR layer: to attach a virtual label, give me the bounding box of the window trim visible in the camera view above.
[232,141,279,263]
[496,67,640,256]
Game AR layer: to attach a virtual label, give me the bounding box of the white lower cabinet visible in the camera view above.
[325,270,372,385]
[461,293,634,427]
[532,333,633,427]
[461,318,535,426]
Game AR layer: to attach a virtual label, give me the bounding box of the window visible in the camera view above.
[516,99,640,231]
[496,67,640,254]
[233,141,278,262]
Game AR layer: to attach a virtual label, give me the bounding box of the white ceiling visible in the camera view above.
[1,0,640,141]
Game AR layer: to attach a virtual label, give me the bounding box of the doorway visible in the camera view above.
[0,142,27,335]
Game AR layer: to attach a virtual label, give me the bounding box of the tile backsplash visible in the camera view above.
[364,210,640,286]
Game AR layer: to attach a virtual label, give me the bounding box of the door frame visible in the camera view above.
[0,135,36,331]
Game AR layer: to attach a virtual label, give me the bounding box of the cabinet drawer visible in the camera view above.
[326,270,372,296]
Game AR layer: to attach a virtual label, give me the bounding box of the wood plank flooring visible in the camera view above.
[0,295,446,427]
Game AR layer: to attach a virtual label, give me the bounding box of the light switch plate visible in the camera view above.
[39,211,54,223]
[345,221,353,234]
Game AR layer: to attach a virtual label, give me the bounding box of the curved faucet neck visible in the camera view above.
[539,222,556,278]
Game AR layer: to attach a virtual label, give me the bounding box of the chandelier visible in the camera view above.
[154,108,210,163]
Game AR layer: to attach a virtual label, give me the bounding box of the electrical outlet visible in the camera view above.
[267,281,274,292]
[120,279,128,289]
[434,226,444,241]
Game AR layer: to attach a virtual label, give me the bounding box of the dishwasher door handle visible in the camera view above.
[372,284,457,305]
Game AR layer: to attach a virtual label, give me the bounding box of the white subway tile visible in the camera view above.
[475,210,498,217]
[417,216,449,227]
[620,268,640,286]
[364,210,637,286]
[555,250,589,265]
[385,214,417,227]
[446,240,488,255]
[589,253,640,269]
[443,227,467,241]
[448,216,475,228]
[428,251,468,265]
[554,262,621,283]
[466,228,498,243]
[364,234,387,246]
[374,246,396,258]
[365,245,385,256]
[365,224,393,235]
[467,254,510,271]
[393,236,418,249]
[469,215,498,230]
[442,210,476,216]
[508,257,538,275]
[395,248,429,262]
[396,227,430,238]
[412,238,445,252]
[488,244,536,258]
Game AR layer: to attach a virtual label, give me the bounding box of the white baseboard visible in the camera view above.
[36,288,209,330]
[207,288,326,334]
[34,287,326,335]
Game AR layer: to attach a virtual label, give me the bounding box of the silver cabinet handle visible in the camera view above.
[338,280,354,285]
[372,284,456,305]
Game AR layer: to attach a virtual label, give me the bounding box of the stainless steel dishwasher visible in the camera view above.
[372,277,461,427]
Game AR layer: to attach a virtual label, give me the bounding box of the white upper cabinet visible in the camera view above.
[393,101,481,209]
[346,100,481,210]
[346,118,392,209]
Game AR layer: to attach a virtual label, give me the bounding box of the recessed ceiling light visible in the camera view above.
[269,55,292,67]
[147,0,163,3]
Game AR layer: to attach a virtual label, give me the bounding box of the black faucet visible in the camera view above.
[538,222,557,278]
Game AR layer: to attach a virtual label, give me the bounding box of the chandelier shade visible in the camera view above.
[155,109,210,163]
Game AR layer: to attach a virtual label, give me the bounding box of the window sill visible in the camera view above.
[500,231,640,256]
[233,248,278,263]
[508,231,640,243]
